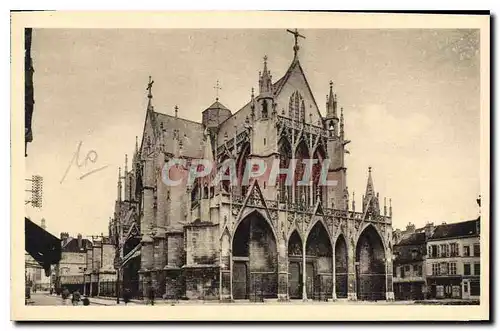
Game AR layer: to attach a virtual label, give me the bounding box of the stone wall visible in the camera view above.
[185,224,218,266]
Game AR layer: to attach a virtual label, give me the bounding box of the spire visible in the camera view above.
[352,191,356,212]
[124,154,128,175]
[117,167,122,202]
[326,80,338,119]
[250,87,256,119]
[146,76,154,111]
[259,55,272,94]
[340,107,345,138]
[363,166,380,217]
[365,166,375,198]
[132,136,140,171]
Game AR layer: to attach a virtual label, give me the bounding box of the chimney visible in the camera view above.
[424,222,435,239]
[77,233,83,249]
[60,232,69,245]
[40,218,46,230]
[405,222,416,233]
[393,229,401,245]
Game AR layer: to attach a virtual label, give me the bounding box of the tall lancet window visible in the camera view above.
[237,143,251,197]
[294,141,310,207]
[312,145,326,205]
[300,100,306,122]
[278,139,292,203]
[288,91,305,123]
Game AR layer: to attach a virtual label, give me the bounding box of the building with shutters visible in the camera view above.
[425,218,481,300]
[54,233,92,294]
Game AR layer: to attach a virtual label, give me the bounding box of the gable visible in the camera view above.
[274,61,324,126]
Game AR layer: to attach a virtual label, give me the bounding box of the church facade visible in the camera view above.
[109,30,395,302]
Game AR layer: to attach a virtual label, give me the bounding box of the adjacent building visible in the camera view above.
[392,222,434,300]
[426,218,481,300]
[54,233,92,294]
[83,235,117,297]
[25,253,51,291]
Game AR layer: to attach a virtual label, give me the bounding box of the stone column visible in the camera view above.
[347,241,357,300]
[140,239,154,298]
[277,239,289,301]
[220,234,232,301]
[331,248,337,301]
[385,255,395,301]
[302,239,307,301]
[140,156,156,299]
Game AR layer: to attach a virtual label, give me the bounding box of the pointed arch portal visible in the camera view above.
[355,225,386,301]
[335,234,348,298]
[232,211,278,300]
[287,230,303,299]
[305,221,333,300]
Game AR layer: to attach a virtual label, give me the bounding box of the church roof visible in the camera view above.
[204,100,230,112]
[154,111,205,158]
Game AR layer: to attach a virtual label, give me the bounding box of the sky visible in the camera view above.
[25,28,481,238]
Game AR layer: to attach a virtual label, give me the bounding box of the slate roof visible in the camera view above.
[429,218,480,241]
[62,237,93,253]
[154,112,205,158]
[395,232,427,246]
[204,100,231,112]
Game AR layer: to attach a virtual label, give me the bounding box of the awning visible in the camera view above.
[59,275,85,285]
[25,217,61,275]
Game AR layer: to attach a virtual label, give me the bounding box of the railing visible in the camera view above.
[97,280,145,300]
[250,272,278,302]
[357,273,387,301]
[191,192,391,222]
[276,115,328,138]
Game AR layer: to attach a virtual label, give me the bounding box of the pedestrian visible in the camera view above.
[82,295,90,306]
[148,286,155,306]
[61,287,70,305]
[123,288,131,305]
[72,290,81,306]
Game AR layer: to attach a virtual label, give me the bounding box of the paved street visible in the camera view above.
[26,292,67,306]
[26,292,133,306]
[25,292,478,306]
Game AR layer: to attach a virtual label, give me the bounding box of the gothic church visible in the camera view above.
[110,29,395,302]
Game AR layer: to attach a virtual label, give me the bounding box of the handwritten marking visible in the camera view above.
[60,141,108,184]
[78,165,110,180]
